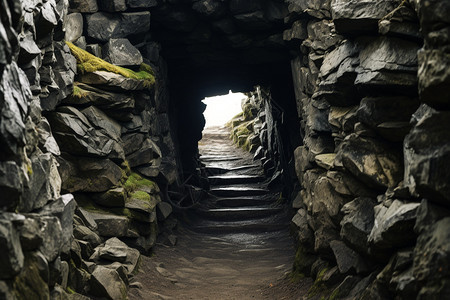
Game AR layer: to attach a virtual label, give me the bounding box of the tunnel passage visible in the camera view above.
[149,0,301,178]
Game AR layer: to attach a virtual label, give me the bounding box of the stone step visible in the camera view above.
[204,165,261,175]
[200,155,242,162]
[210,186,269,197]
[191,220,289,234]
[195,207,283,221]
[214,196,276,207]
[208,174,265,185]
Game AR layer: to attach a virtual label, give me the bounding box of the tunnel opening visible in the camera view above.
[201,90,247,129]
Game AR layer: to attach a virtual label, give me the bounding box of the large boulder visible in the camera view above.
[79,71,149,91]
[90,265,127,300]
[58,155,123,193]
[339,134,403,189]
[331,0,397,33]
[0,218,24,279]
[340,197,375,254]
[48,106,124,160]
[413,217,450,298]
[65,13,83,42]
[368,200,420,255]
[417,49,450,109]
[404,105,450,206]
[315,40,360,106]
[355,37,419,91]
[90,212,130,237]
[38,194,76,254]
[85,12,151,42]
[102,38,143,67]
[62,82,135,114]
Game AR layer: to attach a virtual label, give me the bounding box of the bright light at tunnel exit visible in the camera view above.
[202,90,247,128]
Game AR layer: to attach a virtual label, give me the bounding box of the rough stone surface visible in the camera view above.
[368,200,420,252]
[91,265,127,300]
[102,39,143,66]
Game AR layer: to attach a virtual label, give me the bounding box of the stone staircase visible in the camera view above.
[188,126,289,234]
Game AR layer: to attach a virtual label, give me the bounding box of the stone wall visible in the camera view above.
[0,0,179,298]
[287,0,450,298]
[228,86,288,189]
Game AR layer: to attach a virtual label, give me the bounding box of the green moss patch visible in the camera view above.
[72,82,88,98]
[124,172,159,194]
[66,42,155,88]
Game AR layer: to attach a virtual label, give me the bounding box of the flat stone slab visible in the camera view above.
[196,207,283,221]
[208,174,265,185]
[210,186,270,197]
[214,196,276,208]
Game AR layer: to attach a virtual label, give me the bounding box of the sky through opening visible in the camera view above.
[202,90,246,128]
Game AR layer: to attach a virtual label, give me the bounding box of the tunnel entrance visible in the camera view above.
[201,91,246,129]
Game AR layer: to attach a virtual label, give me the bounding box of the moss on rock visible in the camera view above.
[66,42,155,88]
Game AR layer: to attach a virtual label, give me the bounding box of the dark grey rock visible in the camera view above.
[368,200,420,252]
[310,175,348,221]
[331,0,397,34]
[19,217,42,251]
[315,41,360,106]
[414,199,450,235]
[79,71,149,91]
[286,0,331,19]
[126,0,157,9]
[95,187,127,208]
[330,240,368,274]
[20,153,61,212]
[44,42,76,111]
[70,0,98,13]
[284,20,307,48]
[413,217,450,297]
[58,156,123,193]
[0,161,22,210]
[90,265,127,299]
[74,225,102,247]
[37,216,63,262]
[192,0,226,18]
[97,0,126,12]
[304,19,343,52]
[355,37,420,91]
[404,106,450,205]
[85,12,151,42]
[18,31,41,65]
[102,38,143,66]
[81,106,122,143]
[86,43,102,57]
[90,212,129,237]
[292,208,314,246]
[229,0,263,14]
[65,13,83,42]
[339,134,403,189]
[38,194,76,254]
[156,202,172,221]
[62,82,135,111]
[49,106,123,159]
[127,138,161,168]
[327,170,374,198]
[0,62,30,160]
[340,197,375,253]
[0,219,24,279]
[98,238,128,262]
[75,207,98,231]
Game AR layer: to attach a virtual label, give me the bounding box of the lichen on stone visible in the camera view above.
[66,42,155,88]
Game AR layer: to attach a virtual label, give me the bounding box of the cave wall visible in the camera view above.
[287,0,450,298]
[0,0,449,299]
[0,0,179,298]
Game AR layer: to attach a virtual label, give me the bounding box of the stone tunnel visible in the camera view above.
[1,0,450,299]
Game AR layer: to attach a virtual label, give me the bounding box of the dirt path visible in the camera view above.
[128,126,313,299]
